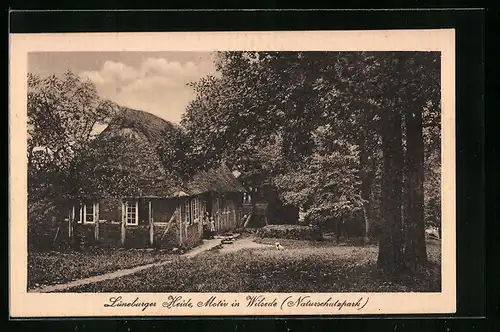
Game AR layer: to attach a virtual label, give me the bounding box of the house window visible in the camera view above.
[125,201,138,226]
[191,199,200,223]
[85,203,94,223]
[77,202,98,224]
[184,200,191,225]
[243,192,251,204]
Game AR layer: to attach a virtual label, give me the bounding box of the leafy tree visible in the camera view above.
[272,136,362,228]
[182,51,374,228]
[307,52,384,242]
[156,124,194,183]
[317,52,440,271]
[27,71,117,217]
[28,71,117,171]
[72,128,168,200]
[181,51,441,274]
[400,52,441,266]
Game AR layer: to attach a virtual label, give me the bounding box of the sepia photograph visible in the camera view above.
[10,30,455,316]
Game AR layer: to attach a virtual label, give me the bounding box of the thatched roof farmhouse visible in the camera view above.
[64,107,246,250]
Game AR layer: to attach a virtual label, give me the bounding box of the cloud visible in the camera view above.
[122,76,178,93]
[81,60,141,85]
[80,70,106,85]
[79,56,216,123]
[102,60,140,81]
[140,58,209,80]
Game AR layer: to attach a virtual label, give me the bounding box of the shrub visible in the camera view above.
[28,217,74,252]
[28,200,58,252]
[255,224,322,241]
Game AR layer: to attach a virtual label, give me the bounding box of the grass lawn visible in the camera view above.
[62,237,441,293]
[28,248,175,290]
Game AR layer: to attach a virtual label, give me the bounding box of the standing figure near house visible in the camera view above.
[202,212,211,239]
[209,216,216,239]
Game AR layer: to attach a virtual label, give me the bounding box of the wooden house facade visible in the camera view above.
[66,167,246,249]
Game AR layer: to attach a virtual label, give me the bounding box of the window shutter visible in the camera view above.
[121,201,126,225]
[77,203,81,224]
[95,202,99,222]
[135,200,139,225]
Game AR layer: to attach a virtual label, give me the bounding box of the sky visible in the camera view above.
[28,52,218,123]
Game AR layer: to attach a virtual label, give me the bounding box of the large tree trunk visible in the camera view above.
[359,139,375,245]
[377,106,405,274]
[403,107,428,266]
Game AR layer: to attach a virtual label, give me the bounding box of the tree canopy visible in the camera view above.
[181,51,441,271]
[28,71,119,205]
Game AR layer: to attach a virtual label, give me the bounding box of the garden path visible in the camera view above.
[30,235,239,293]
[218,237,273,253]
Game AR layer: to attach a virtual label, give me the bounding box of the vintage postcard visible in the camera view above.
[9,30,456,317]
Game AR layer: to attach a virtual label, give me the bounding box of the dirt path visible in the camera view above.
[30,259,175,293]
[29,236,231,293]
[218,237,273,253]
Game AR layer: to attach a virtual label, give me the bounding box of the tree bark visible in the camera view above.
[336,219,341,243]
[403,107,428,266]
[377,106,405,274]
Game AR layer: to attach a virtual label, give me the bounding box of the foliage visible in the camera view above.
[422,90,441,232]
[180,52,441,246]
[156,125,195,182]
[424,146,441,230]
[182,52,369,224]
[179,51,442,272]
[272,139,363,224]
[73,127,168,200]
[27,200,65,252]
[255,225,323,241]
[27,71,118,205]
[28,71,116,172]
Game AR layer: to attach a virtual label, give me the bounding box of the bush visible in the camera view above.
[28,218,73,252]
[255,224,322,241]
[28,199,78,252]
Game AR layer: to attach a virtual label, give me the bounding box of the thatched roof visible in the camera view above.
[88,107,244,199]
[88,107,177,198]
[101,107,176,148]
[182,164,246,196]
